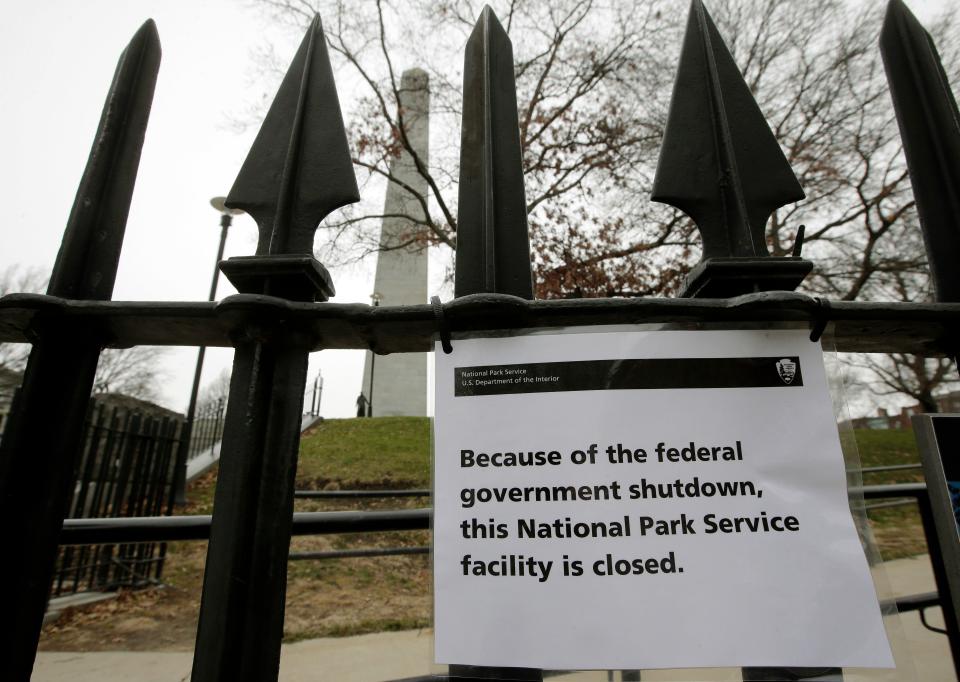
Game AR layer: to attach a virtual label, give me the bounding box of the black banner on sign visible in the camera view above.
[454,356,803,397]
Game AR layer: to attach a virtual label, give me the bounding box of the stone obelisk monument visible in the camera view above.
[360,69,429,416]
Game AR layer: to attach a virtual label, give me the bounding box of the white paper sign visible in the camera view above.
[433,328,893,670]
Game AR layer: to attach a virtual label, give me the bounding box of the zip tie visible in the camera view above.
[431,296,453,354]
[792,224,806,257]
[809,297,831,342]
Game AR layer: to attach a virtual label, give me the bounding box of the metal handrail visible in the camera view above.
[295,489,430,499]
[855,463,922,474]
[60,508,431,544]
[55,483,933,546]
[289,546,429,561]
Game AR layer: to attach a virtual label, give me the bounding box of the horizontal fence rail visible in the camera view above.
[55,483,954,651]
[58,482,932,546]
[2,293,959,355]
[857,463,923,474]
[860,483,928,499]
[288,546,429,561]
[59,508,432,544]
[294,489,430,499]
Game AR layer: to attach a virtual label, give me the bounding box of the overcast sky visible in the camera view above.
[0,0,403,418]
[0,0,954,419]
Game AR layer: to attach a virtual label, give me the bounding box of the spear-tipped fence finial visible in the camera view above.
[652,0,809,297]
[880,0,960,302]
[455,5,534,300]
[225,15,359,260]
[47,19,161,301]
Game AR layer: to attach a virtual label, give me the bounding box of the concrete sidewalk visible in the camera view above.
[34,629,436,682]
[33,555,953,681]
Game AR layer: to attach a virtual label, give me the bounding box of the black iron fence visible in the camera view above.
[187,398,225,461]
[187,383,317,465]
[1,1,960,681]
[51,400,184,597]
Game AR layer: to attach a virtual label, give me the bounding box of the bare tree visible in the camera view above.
[716,0,955,305]
[197,368,232,413]
[248,0,957,301]
[845,273,959,414]
[92,347,168,403]
[246,0,960,411]
[0,265,48,377]
[860,354,955,414]
[253,0,681,293]
[0,264,169,404]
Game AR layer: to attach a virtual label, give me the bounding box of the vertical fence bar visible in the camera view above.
[112,412,144,586]
[0,22,160,679]
[450,7,539,681]
[70,402,103,519]
[91,408,127,589]
[155,417,183,580]
[454,7,533,301]
[54,402,100,596]
[881,5,960,678]
[147,415,178,581]
[89,407,123,523]
[879,0,960,305]
[128,416,160,584]
[190,14,358,682]
[651,0,810,299]
[910,415,960,676]
[652,2,834,680]
[70,404,103,594]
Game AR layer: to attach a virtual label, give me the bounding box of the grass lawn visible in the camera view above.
[297,417,431,488]
[852,428,924,479]
[850,428,926,560]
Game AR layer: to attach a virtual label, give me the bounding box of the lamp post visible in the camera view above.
[173,197,243,504]
[366,292,382,417]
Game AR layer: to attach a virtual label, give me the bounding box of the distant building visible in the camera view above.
[848,391,960,430]
[92,391,184,421]
[848,407,911,431]
[0,373,183,443]
[936,390,960,413]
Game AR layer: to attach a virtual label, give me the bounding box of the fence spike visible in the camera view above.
[880,0,960,302]
[455,5,534,300]
[226,15,359,257]
[651,0,804,260]
[48,19,161,300]
[0,21,160,679]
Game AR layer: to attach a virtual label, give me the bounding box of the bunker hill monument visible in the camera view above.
[360,68,429,416]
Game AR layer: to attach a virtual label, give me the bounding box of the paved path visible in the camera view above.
[35,630,435,682]
[34,555,953,681]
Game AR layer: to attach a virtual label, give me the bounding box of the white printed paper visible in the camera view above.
[433,328,893,670]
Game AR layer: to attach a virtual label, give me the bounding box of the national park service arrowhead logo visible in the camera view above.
[776,358,797,385]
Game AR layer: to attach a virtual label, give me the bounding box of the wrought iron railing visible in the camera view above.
[52,400,183,597]
[1,1,959,681]
[187,398,225,461]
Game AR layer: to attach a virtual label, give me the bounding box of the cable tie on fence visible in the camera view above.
[809,297,831,343]
[431,296,453,354]
[920,607,948,635]
[792,224,806,258]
